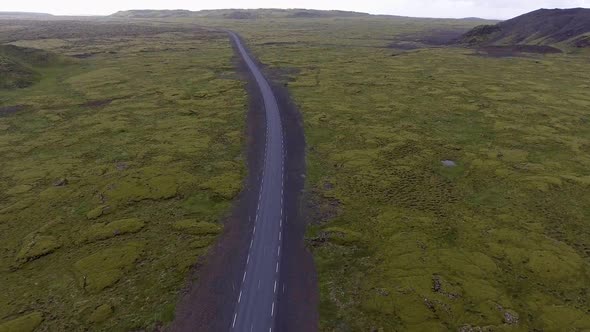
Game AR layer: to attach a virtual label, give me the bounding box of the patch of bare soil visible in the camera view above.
[267,66,301,85]
[306,186,341,226]
[474,45,562,57]
[270,60,318,332]
[0,105,25,117]
[391,28,472,49]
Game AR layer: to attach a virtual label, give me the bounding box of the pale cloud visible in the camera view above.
[1,0,588,19]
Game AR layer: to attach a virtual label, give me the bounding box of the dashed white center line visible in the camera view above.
[232,313,237,328]
[238,290,242,303]
[274,280,277,293]
[243,271,247,283]
[271,301,275,316]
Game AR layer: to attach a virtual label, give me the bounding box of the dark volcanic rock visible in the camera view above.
[460,8,590,49]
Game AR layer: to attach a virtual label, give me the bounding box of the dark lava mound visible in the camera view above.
[460,8,590,49]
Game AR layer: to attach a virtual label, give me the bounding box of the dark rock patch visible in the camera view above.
[0,105,26,117]
[474,45,562,57]
[81,99,113,108]
[71,53,97,59]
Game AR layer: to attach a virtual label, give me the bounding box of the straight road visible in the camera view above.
[229,32,285,332]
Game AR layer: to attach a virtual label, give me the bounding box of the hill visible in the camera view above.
[0,45,62,89]
[111,8,369,19]
[461,8,590,49]
[0,12,54,19]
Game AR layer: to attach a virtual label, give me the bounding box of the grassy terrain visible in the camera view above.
[0,22,246,330]
[213,17,590,331]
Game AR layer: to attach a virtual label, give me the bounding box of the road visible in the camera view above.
[229,32,285,332]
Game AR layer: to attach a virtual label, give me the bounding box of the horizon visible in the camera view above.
[1,0,589,20]
[2,6,590,21]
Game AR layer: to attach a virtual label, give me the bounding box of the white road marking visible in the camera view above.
[271,301,275,316]
[230,33,289,332]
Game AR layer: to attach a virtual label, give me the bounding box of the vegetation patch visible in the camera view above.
[0,312,43,332]
[74,242,144,293]
[82,218,145,243]
[172,219,222,235]
[87,304,113,324]
[16,234,61,263]
[230,16,590,331]
[0,23,246,330]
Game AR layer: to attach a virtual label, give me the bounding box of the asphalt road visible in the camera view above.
[229,32,285,332]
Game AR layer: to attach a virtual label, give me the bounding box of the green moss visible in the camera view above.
[200,172,242,200]
[16,235,60,262]
[232,17,590,331]
[83,218,145,243]
[0,312,43,332]
[88,304,113,323]
[172,219,222,235]
[5,185,33,195]
[105,175,178,204]
[323,227,363,246]
[0,24,245,330]
[541,306,590,330]
[73,242,144,293]
[86,205,108,220]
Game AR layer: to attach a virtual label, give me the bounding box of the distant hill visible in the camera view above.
[111,8,370,19]
[0,12,54,19]
[460,8,590,49]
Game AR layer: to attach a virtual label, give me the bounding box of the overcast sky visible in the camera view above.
[2,0,589,19]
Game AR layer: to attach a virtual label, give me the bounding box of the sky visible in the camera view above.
[2,0,589,19]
